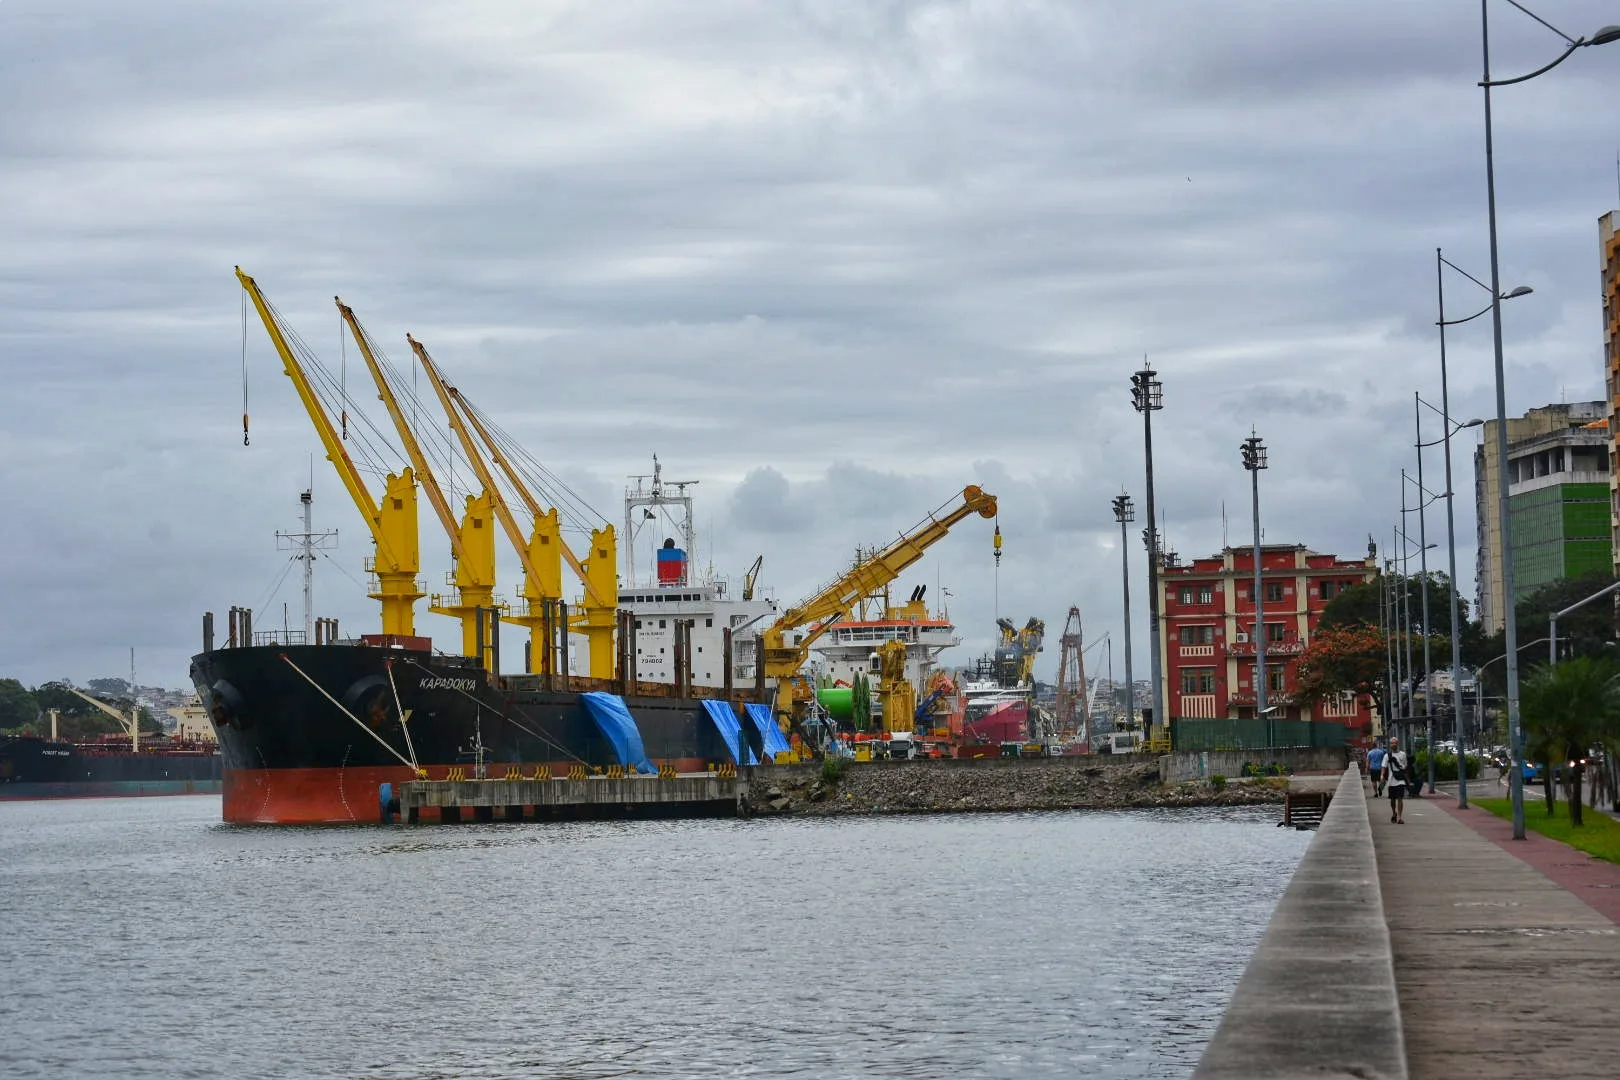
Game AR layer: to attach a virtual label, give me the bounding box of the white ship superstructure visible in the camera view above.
[617,457,778,689]
[810,590,960,691]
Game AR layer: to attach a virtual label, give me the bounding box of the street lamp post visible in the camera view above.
[1112,493,1137,737]
[1241,432,1269,740]
[1413,399,1437,794]
[1478,1,1619,840]
[1436,247,1527,808]
[1131,364,1166,748]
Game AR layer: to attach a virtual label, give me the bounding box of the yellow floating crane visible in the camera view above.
[408,336,619,678]
[236,268,425,637]
[336,299,498,661]
[759,484,998,727]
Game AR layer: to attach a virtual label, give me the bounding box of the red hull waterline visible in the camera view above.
[225,759,714,824]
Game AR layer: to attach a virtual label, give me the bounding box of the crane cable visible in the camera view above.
[401,659,591,766]
[241,290,250,446]
[279,654,417,770]
[338,308,348,441]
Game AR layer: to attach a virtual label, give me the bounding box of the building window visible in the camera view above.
[1319,580,1336,601]
[1265,622,1287,642]
[1179,625,1215,645]
[705,618,713,628]
[1178,586,1195,605]
[659,619,667,629]
[1264,582,1285,603]
[1199,586,1213,604]
[1179,668,1215,694]
[1268,669,1287,693]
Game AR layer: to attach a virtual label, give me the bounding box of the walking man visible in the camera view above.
[1383,737,1409,824]
[1368,741,1387,798]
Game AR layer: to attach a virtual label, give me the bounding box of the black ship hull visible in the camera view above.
[190,643,755,823]
[0,736,222,800]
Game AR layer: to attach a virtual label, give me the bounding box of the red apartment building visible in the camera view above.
[1158,544,1379,730]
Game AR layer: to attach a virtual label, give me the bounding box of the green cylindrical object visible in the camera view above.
[817,687,854,719]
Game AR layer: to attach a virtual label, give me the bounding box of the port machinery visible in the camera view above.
[759,485,999,733]
[236,267,999,752]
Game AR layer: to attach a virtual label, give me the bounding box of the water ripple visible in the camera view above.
[0,798,1308,1079]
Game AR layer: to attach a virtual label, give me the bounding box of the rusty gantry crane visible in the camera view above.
[1054,605,1093,749]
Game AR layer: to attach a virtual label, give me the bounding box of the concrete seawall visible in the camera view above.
[1192,766,1406,1080]
[1158,746,1348,785]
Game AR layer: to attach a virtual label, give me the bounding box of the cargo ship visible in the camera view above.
[191,459,787,825]
[0,733,222,799]
[191,639,777,823]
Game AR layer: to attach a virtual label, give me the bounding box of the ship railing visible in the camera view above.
[252,629,307,646]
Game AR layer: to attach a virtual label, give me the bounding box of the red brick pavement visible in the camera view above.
[1431,795,1620,923]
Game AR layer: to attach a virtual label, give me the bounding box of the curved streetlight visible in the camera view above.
[1439,286,1533,327]
[1477,1,1618,839]
[1417,416,1485,448]
[1436,248,1529,808]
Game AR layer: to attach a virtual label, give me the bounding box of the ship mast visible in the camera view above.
[624,455,697,586]
[276,487,337,642]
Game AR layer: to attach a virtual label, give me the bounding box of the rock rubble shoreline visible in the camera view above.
[744,757,1289,817]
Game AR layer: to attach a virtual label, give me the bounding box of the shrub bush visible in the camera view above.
[1210,774,1227,791]
[820,756,849,786]
[1412,750,1481,782]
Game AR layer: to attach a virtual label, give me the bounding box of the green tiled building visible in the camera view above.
[1503,423,1611,604]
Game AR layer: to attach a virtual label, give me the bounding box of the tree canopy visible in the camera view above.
[0,678,39,733]
[1475,571,1620,693]
[1294,624,1387,715]
[0,678,161,739]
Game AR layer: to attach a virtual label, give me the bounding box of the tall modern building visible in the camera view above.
[1474,401,1609,631]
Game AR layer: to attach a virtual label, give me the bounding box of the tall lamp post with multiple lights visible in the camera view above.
[1112,494,1137,735]
[1435,246,1525,808]
[1478,1,1619,840]
[1240,432,1269,738]
[1131,365,1166,746]
[1415,395,1485,802]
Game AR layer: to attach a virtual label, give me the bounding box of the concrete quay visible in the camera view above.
[395,773,745,823]
[1195,765,1620,1079]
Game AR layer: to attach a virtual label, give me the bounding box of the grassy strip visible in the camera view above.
[1472,797,1620,865]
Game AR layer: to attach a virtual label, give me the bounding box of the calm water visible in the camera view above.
[0,797,1310,1079]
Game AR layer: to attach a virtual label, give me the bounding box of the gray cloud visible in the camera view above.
[3,1,1618,686]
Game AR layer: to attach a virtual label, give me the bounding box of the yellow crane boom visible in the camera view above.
[337,300,497,661]
[760,484,998,723]
[67,688,140,752]
[409,335,618,679]
[236,268,424,637]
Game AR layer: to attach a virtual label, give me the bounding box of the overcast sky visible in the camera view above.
[3,1,1618,691]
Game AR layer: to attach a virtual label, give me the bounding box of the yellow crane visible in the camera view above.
[741,555,764,601]
[760,484,998,726]
[236,268,425,637]
[408,336,619,678]
[875,639,916,735]
[335,299,497,661]
[67,688,142,752]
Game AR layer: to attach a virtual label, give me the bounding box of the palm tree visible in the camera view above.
[1519,657,1620,827]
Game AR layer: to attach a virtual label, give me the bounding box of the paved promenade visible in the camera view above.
[1371,781,1620,1079]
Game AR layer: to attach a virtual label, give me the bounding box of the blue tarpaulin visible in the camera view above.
[580,692,658,774]
[700,700,758,765]
[743,703,793,760]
